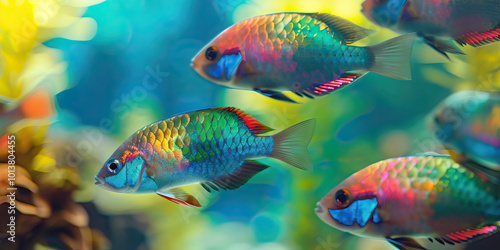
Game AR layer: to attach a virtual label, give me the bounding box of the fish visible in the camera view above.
[429,90,500,184]
[191,12,415,103]
[94,107,315,207]
[0,87,55,132]
[361,0,500,58]
[315,153,500,250]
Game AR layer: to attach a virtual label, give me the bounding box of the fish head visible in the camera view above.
[191,26,245,88]
[94,142,154,193]
[315,175,381,236]
[428,90,489,143]
[361,0,407,28]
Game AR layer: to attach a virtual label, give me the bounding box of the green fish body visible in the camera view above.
[95,107,315,207]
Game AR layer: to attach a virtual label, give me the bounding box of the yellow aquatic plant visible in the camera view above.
[0,0,102,99]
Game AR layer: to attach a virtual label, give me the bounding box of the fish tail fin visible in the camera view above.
[268,119,316,171]
[367,33,416,80]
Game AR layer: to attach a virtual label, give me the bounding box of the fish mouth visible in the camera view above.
[94,176,104,186]
[315,202,324,214]
[328,198,381,227]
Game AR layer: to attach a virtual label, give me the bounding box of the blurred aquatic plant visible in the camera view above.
[419,37,500,92]
[0,0,102,99]
[0,126,109,249]
[0,0,109,249]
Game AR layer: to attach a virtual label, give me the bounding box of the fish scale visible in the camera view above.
[127,109,271,179]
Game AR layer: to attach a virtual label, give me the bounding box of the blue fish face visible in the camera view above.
[362,0,407,28]
[95,154,148,193]
[328,198,381,227]
[204,51,242,82]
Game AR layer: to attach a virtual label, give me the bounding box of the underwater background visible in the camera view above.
[1,0,500,249]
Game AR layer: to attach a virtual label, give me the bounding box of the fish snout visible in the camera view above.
[94,176,104,186]
[315,201,325,214]
[190,57,196,68]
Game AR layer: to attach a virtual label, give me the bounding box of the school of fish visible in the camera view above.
[90,3,500,249]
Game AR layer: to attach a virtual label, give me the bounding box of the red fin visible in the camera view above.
[443,225,498,244]
[156,188,202,207]
[302,73,363,97]
[210,107,273,135]
[456,26,500,47]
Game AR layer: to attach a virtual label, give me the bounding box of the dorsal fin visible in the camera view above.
[210,107,274,135]
[307,13,376,44]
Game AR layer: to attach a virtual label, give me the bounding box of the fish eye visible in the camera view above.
[335,189,351,207]
[205,46,218,61]
[107,159,121,174]
[433,116,441,124]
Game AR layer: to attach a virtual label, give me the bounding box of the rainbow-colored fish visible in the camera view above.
[362,0,500,58]
[191,12,415,103]
[94,107,315,207]
[315,154,500,250]
[430,90,500,184]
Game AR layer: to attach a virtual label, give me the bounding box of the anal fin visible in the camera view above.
[201,160,269,192]
[386,237,427,250]
[442,224,499,244]
[456,25,500,47]
[302,73,363,97]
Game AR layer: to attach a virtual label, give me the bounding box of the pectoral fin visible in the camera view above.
[254,89,298,103]
[419,34,465,59]
[386,237,427,250]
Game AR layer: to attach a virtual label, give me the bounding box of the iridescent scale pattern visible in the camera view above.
[127,108,273,183]
[355,155,500,237]
[231,13,372,90]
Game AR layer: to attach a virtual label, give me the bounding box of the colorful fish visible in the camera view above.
[315,153,500,250]
[94,107,315,207]
[362,0,500,58]
[429,90,500,184]
[191,12,415,103]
